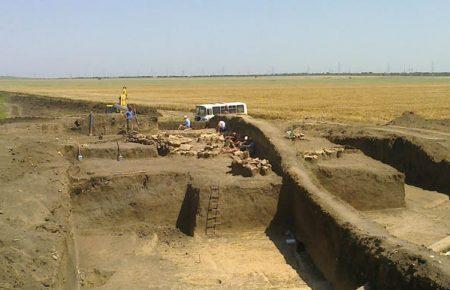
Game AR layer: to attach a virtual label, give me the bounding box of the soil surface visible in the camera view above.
[1,92,449,289]
[364,184,450,248]
[0,94,331,289]
[387,111,450,133]
[275,118,450,251]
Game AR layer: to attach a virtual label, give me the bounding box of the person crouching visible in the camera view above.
[178,115,191,130]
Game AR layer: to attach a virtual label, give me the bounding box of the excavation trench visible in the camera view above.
[327,135,450,196]
[2,93,448,289]
[66,162,330,289]
[210,116,450,290]
[64,114,448,289]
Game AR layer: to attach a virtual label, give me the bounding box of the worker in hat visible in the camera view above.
[240,136,256,157]
[178,115,191,130]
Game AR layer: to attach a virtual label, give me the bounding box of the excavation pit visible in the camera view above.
[2,93,449,289]
[67,156,329,288]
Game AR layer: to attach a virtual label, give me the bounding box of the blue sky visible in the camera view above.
[1,0,450,77]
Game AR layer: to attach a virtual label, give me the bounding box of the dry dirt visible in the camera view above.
[0,95,331,289]
[1,93,449,289]
[277,114,450,252]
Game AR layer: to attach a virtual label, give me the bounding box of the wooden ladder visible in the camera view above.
[205,185,221,236]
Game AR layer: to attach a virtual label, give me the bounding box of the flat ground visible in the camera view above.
[1,75,450,123]
[364,185,450,247]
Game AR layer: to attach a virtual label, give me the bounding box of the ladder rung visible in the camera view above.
[206,185,220,235]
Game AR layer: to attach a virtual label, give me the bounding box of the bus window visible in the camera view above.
[220,106,227,114]
[237,105,245,113]
[229,105,237,113]
[196,106,207,116]
[207,109,212,115]
[213,106,221,115]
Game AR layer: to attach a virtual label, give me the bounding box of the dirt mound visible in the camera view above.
[388,111,450,133]
[5,92,160,118]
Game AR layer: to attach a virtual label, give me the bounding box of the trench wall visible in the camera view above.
[70,173,193,229]
[211,116,450,290]
[70,171,281,236]
[328,135,450,196]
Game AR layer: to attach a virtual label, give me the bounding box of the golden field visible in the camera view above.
[1,76,449,123]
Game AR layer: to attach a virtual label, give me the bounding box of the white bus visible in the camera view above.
[195,102,248,121]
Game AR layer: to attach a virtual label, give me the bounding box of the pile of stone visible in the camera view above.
[196,132,225,144]
[127,131,228,158]
[231,152,272,177]
[164,134,192,148]
[126,131,155,145]
[197,144,221,158]
[150,133,194,156]
[303,147,344,161]
[172,143,196,156]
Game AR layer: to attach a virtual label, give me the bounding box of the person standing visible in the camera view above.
[125,106,135,132]
[216,120,227,133]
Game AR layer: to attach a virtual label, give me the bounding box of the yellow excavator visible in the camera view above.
[106,87,128,113]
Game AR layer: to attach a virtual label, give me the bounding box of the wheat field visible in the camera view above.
[1,76,449,123]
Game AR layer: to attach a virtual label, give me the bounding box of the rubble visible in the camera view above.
[197,132,225,144]
[231,153,272,177]
[167,135,191,147]
[127,131,227,158]
[126,131,155,145]
[197,142,221,159]
[302,147,344,161]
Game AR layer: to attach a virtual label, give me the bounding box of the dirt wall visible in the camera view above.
[212,115,450,290]
[70,173,192,229]
[70,170,282,236]
[193,179,282,234]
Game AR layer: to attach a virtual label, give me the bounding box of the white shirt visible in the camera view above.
[218,120,226,129]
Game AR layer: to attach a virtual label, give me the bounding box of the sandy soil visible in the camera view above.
[0,106,329,288]
[1,93,449,289]
[364,184,450,248]
[274,117,450,250]
[74,227,324,289]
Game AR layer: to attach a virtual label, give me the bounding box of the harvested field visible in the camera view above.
[1,75,450,123]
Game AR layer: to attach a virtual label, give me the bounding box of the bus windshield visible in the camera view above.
[196,106,207,116]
